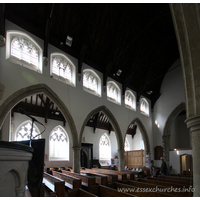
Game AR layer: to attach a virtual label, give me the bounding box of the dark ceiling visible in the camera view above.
[4,3,179,108]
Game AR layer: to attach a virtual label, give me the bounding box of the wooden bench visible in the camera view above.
[137,177,192,189]
[81,171,107,186]
[158,176,193,185]
[88,184,136,197]
[122,180,191,197]
[61,170,95,189]
[149,176,193,187]
[81,168,118,182]
[52,170,81,189]
[128,179,193,197]
[43,172,65,197]
[91,168,127,181]
[68,188,98,197]
[108,182,173,197]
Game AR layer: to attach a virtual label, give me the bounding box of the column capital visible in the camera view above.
[185,115,200,133]
[117,149,124,153]
[72,146,81,151]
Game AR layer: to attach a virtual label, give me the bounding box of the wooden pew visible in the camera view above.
[52,170,81,189]
[108,182,173,197]
[61,170,95,189]
[137,178,191,189]
[122,180,192,197]
[158,176,193,185]
[149,176,193,187]
[91,167,140,180]
[43,172,65,197]
[68,188,98,197]
[91,168,127,181]
[88,184,136,197]
[81,168,118,182]
[81,171,107,186]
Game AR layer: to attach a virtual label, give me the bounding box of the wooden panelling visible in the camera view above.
[124,150,144,169]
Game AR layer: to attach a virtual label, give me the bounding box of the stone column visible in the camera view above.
[72,146,81,174]
[162,135,170,170]
[185,116,200,197]
[118,149,124,171]
[91,147,93,169]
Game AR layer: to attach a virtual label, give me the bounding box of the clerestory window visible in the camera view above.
[140,98,149,116]
[83,69,101,97]
[49,126,69,161]
[50,53,76,86]
[125,90,136,110]
[107,81,121,105]
[6,31,43,73]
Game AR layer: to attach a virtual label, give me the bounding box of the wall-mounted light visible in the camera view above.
[155,120,159,128]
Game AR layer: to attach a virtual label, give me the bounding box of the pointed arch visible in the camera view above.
[80,105,124,170]
[125,117,150,155]
[79,105,123,150]
[0,83,78,146]
[163,102,186,136]
[163,102,186,168]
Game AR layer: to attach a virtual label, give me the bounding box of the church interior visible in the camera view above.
[0,3,199,197]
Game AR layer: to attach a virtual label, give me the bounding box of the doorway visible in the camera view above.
[180,154,193,176]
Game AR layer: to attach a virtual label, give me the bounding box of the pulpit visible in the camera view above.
[0,141,33,197]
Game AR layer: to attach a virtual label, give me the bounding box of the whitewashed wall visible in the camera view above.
[82,127,118,160]
[1,20,187,170]
[152,59,186,167]
[170,149,192,174]
[11,113,73,168]
[170,114,190,149]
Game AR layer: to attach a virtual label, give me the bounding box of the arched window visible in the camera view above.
[6,31,43,73]
[49,126,69,161]
[124,136,130,151]
[15,120,41,141]
[140,98,149,116]
[50,53,76,86]
[107,81,121,105]
[83,69,101,97]
[99,133,111,160]
[125,90,136,110]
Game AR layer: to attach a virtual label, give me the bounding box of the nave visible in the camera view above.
[26,167,194,197]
